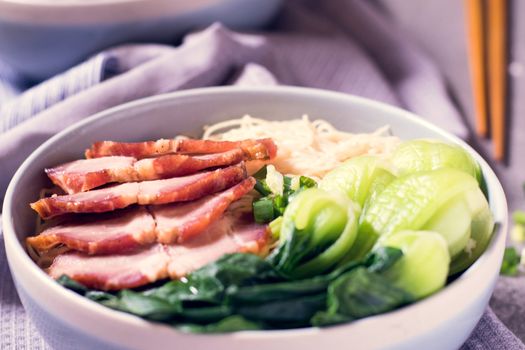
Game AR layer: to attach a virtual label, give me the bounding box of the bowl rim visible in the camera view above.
[2,85,508,347]
[0,0,229,25]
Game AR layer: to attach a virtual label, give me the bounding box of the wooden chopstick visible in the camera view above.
[487,0,508,161]
[465,0,488,137]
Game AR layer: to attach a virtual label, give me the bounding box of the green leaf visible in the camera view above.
[178,305,233,323]
[326,267,413,319]
[228,276,330,304]
[146,276,224,305]
[500,247,520,276]
[236,293,326,327]
[177,315,264,333]
[310,311,353,327]
[56,275,89,294]
[364,246,404,273]
[103,290,181,321]
[150,254,283,305]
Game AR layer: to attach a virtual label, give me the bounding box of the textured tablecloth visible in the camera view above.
[1,1,523,349]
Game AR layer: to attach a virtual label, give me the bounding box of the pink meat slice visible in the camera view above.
[86,138,277,161]
[31,163,247,219]
[151,177,256,244]
[166,213,269,278]
[48,244,170,291]
[46,156,136,194]
[31,182,139,220]
[27,207,156,255]
[85,139,179,159]
[134,148,244,181]
[137,163,246,205]
[46,149,246,194]
[48,213,269,291]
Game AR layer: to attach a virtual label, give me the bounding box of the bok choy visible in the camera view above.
[267,188,360,278]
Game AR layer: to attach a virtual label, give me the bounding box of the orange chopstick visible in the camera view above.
[465,0,488,137]
[487,0,507,161]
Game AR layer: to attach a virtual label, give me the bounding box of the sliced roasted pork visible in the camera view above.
[137,162,246,205]
[166,213,269,278]
[46,156,137,194]
[31,182,139,220]
[27,207,156,255]
[85,139,179,159]
[48,214,269,291]
[48,244,170,290]
[31,163,247,219]
[85,138,277,161]
[47,149,245,194]
[151,177,256,244]
[135,148,244,181]
[176,138,277,161]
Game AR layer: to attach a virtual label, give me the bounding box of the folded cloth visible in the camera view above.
[0,1,521,349]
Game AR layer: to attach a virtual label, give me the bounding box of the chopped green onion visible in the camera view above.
[253,198,275,223]
[500,247,520,276]
[251,167,317,224]
[269,216,283,239]
[513,211,525,226]
[273,195,286,215]
[299,176,317,189]
[254,179,272,196]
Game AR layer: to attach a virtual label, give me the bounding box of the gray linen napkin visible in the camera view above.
[0,1,522,349]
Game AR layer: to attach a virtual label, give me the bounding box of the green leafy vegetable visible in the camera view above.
[101,290,181,321]
[500,247,521,276]
[318,267,412,323]
[267,188,359,278]
[377,230,450,299]
[448,201,495,275]
[59,247,407,332]
[57,274,89,294]
[365,246,404,273]
[391,139,481,182]
[319,155,395,209]
[345,168,493,275]
[177,315,263,333]
[236,293,327,327]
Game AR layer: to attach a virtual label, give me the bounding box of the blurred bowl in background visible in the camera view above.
[0,0,282,81]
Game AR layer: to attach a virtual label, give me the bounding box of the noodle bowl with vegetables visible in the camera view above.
[25,115,494,332]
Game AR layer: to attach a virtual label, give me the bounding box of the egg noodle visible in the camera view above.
[203,115,400,179]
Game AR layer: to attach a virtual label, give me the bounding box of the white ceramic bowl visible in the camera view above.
[3,87,507,350]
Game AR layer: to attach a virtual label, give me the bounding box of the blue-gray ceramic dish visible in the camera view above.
[0,0,282,80]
